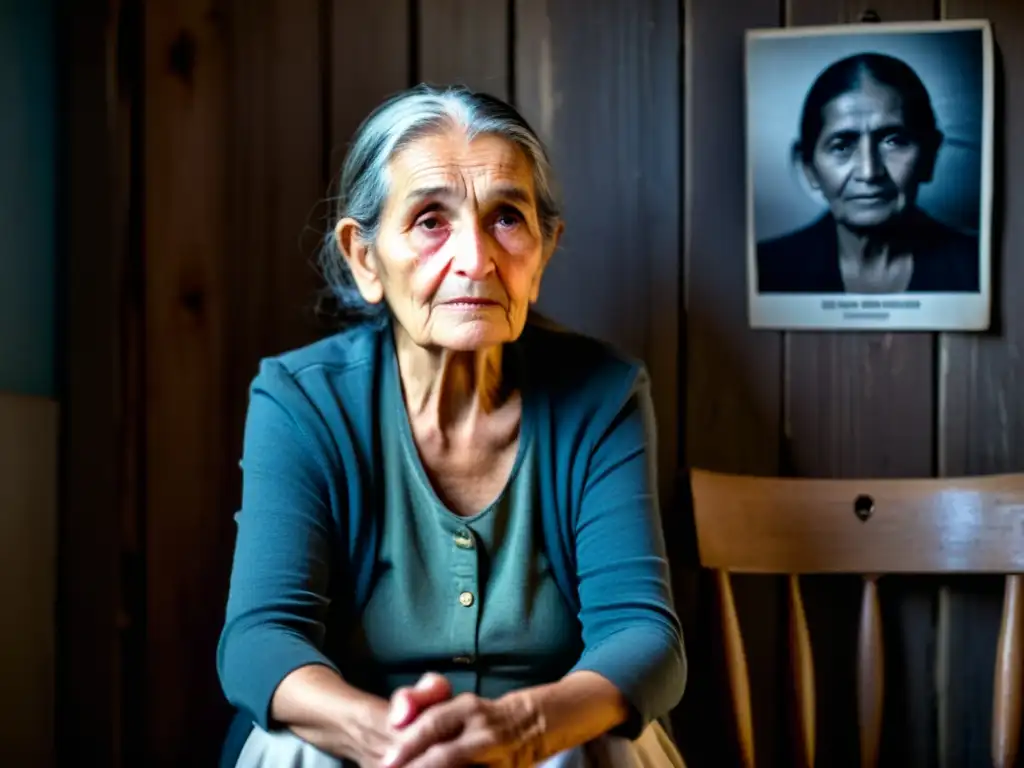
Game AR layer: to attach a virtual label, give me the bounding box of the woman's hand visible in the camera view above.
[336,673,453,767]
[382,690,544,768]
[388,673,454,729]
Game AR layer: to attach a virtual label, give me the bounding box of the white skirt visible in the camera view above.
[235,720,687,768]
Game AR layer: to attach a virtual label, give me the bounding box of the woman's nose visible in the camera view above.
[451,222,496,279]
[854,136,884,181]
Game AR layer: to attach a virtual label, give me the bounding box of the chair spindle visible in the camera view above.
[787,574,815,768]
[856,575,883,768]
[717,569,755,768]
[992,573,1024,768]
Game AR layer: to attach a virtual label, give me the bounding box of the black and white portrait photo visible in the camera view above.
[746,19,993,331]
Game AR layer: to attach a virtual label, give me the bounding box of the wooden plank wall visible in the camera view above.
[938,2,1024,766]
[0,394,59,766]
[684,0,784,761]
[143,2,231,763]
[58,1,135,765]
[687,1,1024,767]
[515,0,681,492]
[782,3,939,765]
[64,0,1024,765]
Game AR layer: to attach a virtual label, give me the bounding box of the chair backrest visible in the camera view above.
[689,467,1024,768]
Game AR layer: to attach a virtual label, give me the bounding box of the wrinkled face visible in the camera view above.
[339,128,558,351]
[804,74,930,230]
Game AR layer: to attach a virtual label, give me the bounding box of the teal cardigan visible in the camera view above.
[216,315,686,762]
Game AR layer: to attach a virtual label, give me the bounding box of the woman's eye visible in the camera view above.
[495,208,523,229]
[881,132,911,149]
[415,214,444,231]
[827,139,854,156]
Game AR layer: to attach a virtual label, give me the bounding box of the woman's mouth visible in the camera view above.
[847,191,895,203]
[440,298,500,308]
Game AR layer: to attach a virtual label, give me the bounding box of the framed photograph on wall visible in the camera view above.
[745,19,994,331]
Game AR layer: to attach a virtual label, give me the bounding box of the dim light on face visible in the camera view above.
[804,75,927,231]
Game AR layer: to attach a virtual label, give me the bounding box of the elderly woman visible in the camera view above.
[757,52,979,294]
[216,84,687,768]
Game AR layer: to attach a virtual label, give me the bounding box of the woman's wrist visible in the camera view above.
[271,664,391,761]
[503,671,630,761]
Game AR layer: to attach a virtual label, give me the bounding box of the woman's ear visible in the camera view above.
[336,218,384,304]
[794,143,822,191]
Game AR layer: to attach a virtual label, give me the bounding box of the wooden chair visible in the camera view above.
[689,467,1024,768]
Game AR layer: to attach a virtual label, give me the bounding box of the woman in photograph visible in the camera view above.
[757,52,980,294]
[215,83,687,768]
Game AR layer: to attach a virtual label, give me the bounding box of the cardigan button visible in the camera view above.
[458,591,475,607]
[454,531,474,549]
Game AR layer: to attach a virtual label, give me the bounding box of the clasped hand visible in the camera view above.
[370,673,543,768]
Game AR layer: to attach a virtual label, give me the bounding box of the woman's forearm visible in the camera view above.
[509,670,630,761]
[271,663,392,762]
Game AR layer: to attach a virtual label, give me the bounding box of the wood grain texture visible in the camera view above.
[111,1,146,762]
[686,0,783,761]
[691,466,1024,766]
[692,468,1024,567]
[691,468,1024,573]
[515,0,686,753]
[57,1,132,764]
[687,0,781,478]
[783,3,941,766]
[939,4,1023,767]
[329,0,410,176]
[515,0,680,500]
[991,574,1024,768]
[782,0,937,479]
[418,0,510,99]
[783,332,935,480]
[230,0,325,354]
[326,0,411,324]
[226,0,326,555]
[143,1,231,762]
[786,0,932,25]
[857,576,885,768]
[514,0,687,754]
[788,575,816,768]
[0,394,58,766]
[718,571,757,768]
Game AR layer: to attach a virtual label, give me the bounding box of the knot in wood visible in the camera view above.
[854,494,875,522]
[168,29,198,86]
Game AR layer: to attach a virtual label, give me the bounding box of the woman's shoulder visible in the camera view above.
[244,323,387,471]
[909,211,981,292]
[519,312,647,406]
[263,321,383,379]
[249,322,385,418]
[913,210,978,251]
[756,215,840,293]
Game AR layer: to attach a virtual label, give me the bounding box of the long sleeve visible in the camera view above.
[216,360,342,729]
[568,367,687,736]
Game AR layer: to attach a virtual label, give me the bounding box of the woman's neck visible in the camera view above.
[392,325,508,433]
[836,224,893,267]
[835,222,914,293]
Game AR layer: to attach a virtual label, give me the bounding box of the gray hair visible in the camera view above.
[318,83,563,323]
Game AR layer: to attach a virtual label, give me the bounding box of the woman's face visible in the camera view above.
[340,128,557,351]
[803,74,929,230]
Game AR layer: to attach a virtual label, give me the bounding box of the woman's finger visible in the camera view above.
[403,741,469,768]
[412,672,452,702]
[403,728,499,768]
[382,695,476,766]
[388,673,452,728]
[388,691,414,728]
